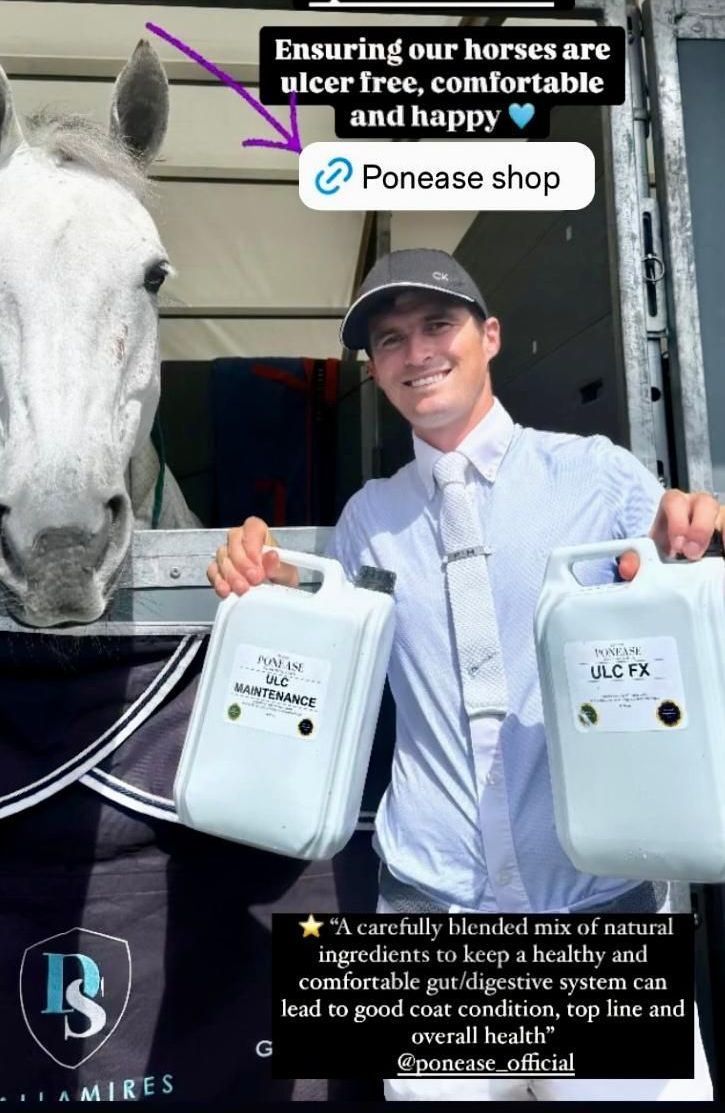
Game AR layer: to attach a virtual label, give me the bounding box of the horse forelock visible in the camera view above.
[22,107,150,202]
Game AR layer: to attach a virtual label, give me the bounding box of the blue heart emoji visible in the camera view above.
[509,103,535,129]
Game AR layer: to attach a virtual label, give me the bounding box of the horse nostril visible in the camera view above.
[0,505,24,581]
[106,495,125,526]
[105,494,129,548]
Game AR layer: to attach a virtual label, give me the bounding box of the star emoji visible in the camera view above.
[299,914,324,938]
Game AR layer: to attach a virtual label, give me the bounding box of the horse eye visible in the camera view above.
[144,264,168,293]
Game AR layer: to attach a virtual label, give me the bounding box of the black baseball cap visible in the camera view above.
[340,248,489,352]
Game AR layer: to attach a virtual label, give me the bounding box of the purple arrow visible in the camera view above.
[145,22,302,154]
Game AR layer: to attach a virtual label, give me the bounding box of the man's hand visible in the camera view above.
[618,490,724,581]
[206,516,300,599]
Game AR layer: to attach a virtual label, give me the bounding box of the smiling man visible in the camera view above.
[363,288,497,449]
[209,249,720,1102]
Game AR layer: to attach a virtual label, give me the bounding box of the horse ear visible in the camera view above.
[0,65,25,162]
[110,40,169,168]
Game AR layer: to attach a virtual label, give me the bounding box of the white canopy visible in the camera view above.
[3,1,477,359]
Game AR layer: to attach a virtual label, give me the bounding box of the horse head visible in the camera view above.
[0,42,178,627]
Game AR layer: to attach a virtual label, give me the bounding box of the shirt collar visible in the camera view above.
[413,398,516,500]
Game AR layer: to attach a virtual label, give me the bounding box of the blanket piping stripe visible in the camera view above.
[0,636,203,818]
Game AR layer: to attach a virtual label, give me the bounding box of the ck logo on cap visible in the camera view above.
[20,928,132,1068]
[432,271,450,281]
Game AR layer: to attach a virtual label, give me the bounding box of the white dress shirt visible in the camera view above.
[327,398,664,913]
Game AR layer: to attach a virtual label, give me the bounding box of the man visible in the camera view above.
[208,249,720,1101]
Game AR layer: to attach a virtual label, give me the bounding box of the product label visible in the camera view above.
[224,645,330,739]
[563,637,687,733]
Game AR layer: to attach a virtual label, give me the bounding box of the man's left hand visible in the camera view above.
[618,490,724,581]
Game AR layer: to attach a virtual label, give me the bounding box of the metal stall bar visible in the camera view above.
[627,2,673,488]
[571,0,661,478]
[0,528,332,636]
[642,0,720,496]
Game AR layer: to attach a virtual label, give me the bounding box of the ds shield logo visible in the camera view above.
[20,928,132,1068]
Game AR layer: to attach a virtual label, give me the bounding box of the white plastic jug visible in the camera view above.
[174,551,396,860]
[535,535,725,882]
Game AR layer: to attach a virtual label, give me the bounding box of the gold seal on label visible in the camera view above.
[578,702,599,727]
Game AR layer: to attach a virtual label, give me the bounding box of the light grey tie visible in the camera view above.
[433,451,508,719]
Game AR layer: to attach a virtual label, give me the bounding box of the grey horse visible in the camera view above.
[0,41,198,629]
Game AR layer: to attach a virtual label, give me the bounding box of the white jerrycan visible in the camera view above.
[174,551,396,859]
[535,535,725,882]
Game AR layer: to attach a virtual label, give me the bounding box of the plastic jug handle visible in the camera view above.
[544,537,660,590]
[263,546,348,597]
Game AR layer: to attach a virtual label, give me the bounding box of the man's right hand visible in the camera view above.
[207,516,300,599]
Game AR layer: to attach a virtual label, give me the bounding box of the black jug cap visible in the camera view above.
[354,566,396,594]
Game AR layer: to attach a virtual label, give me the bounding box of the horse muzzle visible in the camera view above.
[0,493,133,626]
